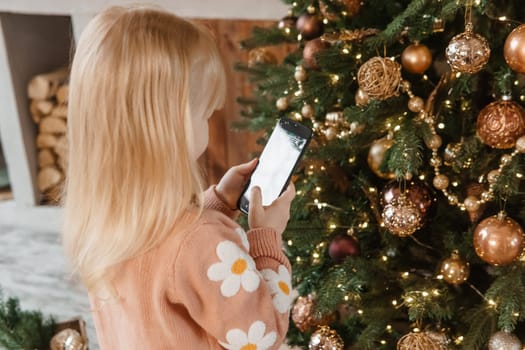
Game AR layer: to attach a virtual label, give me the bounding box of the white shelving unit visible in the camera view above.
[0,0,287,230]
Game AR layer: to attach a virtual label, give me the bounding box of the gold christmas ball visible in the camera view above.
[432,174,449,190]
[401,43,433,74]
[440,251,470,285]
[504,24,525,73]
[292,295,336,333]
[487,170,500,184]
[464,195,480,212]
[355,88,369,106]
[473,213,525,266]
[477,99,525,149]
[276,97,289,111]
[382,195,423,237]
[309,326,344,350]
[397,331,448,350]
[303,37,330,69]
[367,137,395,179]
[297,14,323,40]
[50,329,87,350]
[408,96,425,112]
[325,126,337,140]
[248,47,278,67]
[295,65,307,82]
[445,27,490,74]
[382,180,436,219]
[425,134,442,150]
[488,331,522,350]
[357,57,402,100]
[302,104,315,118]
[515,135,525,153]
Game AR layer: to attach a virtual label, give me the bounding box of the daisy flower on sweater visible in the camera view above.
[261,265,292,313]
[207,240,260,297]
[219,320,276,350]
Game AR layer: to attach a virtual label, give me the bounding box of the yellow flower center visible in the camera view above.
[231,258,247,275]
[241,344,257,350]
[278,280,290,295]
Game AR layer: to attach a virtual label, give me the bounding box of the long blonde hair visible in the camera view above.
[62,5,226,291]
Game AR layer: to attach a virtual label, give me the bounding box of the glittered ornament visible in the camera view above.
[401,43,432,74]
[278,16,297,32]
[367,137,395,179]
[382,180,436,219]
[504,24,525,73]
[329,233,360,263]
[309,326,344,350]
[248,47,277,67]
[397,331,448,350]
[292,295,336,332]
[445,23,490,74]
[357,57,402,100]
[297,14,323,40]
[473,212,525,266]
[50,329,88,350]
[476,98,525,149]
[303,38,330,69]
[319,0,363,21]
[382,194,423,237]
[488,331,522,350]
[440,251,470,285]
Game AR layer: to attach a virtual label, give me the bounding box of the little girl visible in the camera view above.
[62,5,295,349]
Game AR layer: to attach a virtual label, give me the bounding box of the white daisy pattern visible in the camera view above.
[207,240,260,297]
[261,265,292,313]
[219,320,276,350]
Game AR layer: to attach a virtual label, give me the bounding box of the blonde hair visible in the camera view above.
[62,5,226,291]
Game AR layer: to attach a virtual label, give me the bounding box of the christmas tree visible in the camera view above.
[236,0,525,349]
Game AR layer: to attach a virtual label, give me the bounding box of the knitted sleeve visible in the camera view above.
[203,186,239,220]
[170,216,292,350]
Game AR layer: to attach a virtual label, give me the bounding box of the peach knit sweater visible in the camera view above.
[89,187,292,349]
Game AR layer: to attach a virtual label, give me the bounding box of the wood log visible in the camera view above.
[38,149,55,168]
[36,133,58,148]
[51,105,68,119]
[27,67,69,100]
[56,84,69,105]
[40,116,67,134]
[37,166,63,192]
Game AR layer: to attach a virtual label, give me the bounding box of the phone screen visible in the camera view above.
[239,119,311,213]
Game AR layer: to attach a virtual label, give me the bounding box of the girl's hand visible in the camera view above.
[215,159,258,210]
[248,183,295,235]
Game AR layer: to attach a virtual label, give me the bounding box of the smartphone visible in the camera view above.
[237,117,312,215]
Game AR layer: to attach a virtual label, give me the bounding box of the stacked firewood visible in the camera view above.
[27,67,69,204]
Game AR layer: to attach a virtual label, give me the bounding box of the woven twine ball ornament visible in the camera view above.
[357,57,402,100]
[50,329,87,350]
[476,97,525,149]
[309,326,344,350]
[445,22,490,74]
[397,331,448,350]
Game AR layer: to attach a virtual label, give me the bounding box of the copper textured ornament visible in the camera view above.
[445,23,490,74]
[382,180,436,219]
[397,332,448,350]
[248,47,277,67]
[292,295,336,332]
[382,194,422,237]
[50,329,88,350]
[473,212,525,266]
[309,326,344,350]
[488,331,522,350]
[328,233,360,263]
[319,0,363,21]
[303,38,330,69]
[476,98,525,149]
[367,137,395,179]
[401,43,433,74]
[357,57,402,100]
[504,24,525,73]
[440,251,470,285]
[297,14,323,40]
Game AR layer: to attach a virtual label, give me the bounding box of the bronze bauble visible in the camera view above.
[303,38,330,69]
[440,251,470,285]
[309,326,344,350]
[50,329,87,350]
[477,99,525,149]
[328,234,360,263]
[278,16,296,32]
[296,14,323,40]
[473,213,525,266]
[488,331,522,350]
[401,43,433,74]
[248,47,277,67]
[382,179,436,219]
[292,295,336,332]
[504,24,525,73]
[367,137,395,179]
[445,27,490,74]
[319,0,363,21]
